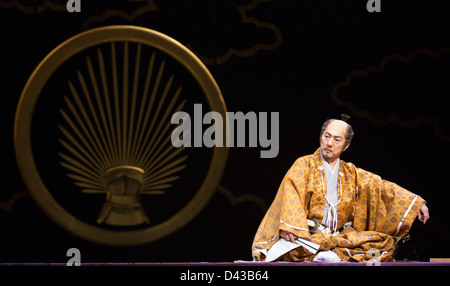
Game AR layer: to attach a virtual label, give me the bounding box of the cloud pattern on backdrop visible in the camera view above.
[0,0,281,65]
[332,47,450,142]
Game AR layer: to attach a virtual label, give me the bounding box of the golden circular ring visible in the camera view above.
[14,25,228,246]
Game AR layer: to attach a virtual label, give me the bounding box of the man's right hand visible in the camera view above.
[279,229,297,243]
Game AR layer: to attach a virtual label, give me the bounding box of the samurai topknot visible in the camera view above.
[341,114,351,122]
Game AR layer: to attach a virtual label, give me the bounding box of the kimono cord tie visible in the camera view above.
[319,167,343,234]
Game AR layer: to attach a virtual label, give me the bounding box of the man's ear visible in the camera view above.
[343,143,350,152]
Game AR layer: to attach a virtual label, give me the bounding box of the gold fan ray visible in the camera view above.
[59,41,187,195]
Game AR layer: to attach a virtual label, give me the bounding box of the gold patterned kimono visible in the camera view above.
[252,148,425,262]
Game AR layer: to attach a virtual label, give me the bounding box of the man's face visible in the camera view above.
[320,120,349,162]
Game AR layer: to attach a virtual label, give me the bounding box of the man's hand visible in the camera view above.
[279,229,297,243]
[417,203,429,224]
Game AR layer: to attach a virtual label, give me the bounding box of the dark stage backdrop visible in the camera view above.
[1,0,449,263]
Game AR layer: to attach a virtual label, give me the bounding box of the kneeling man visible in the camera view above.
[251,116,429,262]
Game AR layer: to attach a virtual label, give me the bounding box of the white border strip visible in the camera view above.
[280,220,309,232]
[394,195,418,235]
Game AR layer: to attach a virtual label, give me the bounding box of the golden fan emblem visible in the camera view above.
[58,42,187,226]
[14,26,228,245]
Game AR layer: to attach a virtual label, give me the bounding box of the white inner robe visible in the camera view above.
[320,152,339,228]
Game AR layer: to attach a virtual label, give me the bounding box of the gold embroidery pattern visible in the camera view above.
[252,149,424,262]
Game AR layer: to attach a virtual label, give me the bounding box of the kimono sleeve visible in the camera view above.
[352,167,425,239]
[251,156,312,260]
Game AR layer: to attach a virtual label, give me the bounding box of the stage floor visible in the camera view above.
[2,261,450,266]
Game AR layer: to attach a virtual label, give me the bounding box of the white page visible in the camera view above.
[265,238,320,262]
